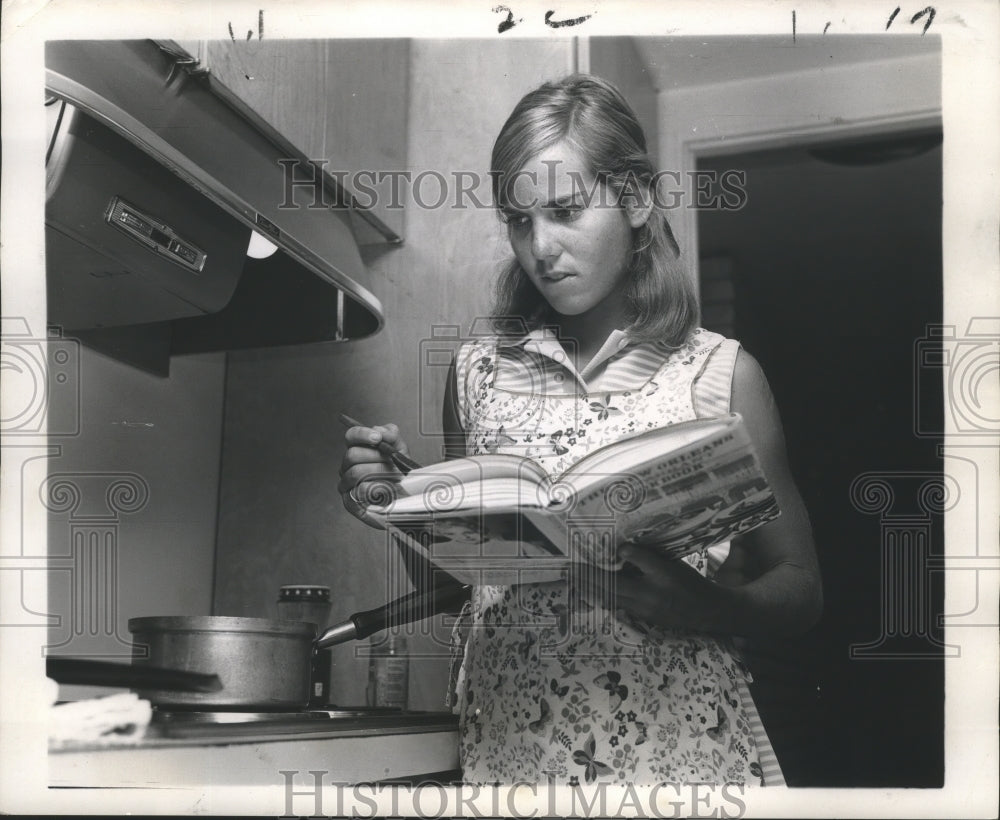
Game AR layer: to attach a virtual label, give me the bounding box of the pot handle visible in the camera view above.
[46,657,224,693]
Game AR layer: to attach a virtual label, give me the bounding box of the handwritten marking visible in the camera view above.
[228,9,264,42]
[492,6,592,32]
[226,10,264,79]
[544,10,593,28]
[910,6,936,34]
[492,5,521,33]
[793,5,933,37]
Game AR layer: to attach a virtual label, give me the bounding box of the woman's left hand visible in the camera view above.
[577,348,823,639]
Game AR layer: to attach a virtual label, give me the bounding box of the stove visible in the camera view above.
[51,705,462,788]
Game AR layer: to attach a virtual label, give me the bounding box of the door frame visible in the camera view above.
[653,49,942,285]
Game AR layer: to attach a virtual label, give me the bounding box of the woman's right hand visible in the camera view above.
[338,422,410,528]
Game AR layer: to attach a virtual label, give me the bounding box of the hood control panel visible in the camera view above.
[106,196,207,274]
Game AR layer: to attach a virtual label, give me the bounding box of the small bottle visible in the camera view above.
[366,631,409,710]
[277,585,333,708]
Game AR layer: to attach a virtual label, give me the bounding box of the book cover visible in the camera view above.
[367,414,780,585]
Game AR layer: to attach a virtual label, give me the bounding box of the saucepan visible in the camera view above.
[124,583,469,705]
[49,584,472,710]
[125,583,472,708]
[127,616,316,710]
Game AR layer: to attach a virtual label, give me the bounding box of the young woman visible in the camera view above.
[339,74,821,786]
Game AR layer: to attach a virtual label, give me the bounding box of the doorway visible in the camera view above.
[697,131,945,786]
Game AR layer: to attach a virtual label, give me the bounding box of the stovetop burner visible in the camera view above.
[146,706,453,741]
[152,707,402,725]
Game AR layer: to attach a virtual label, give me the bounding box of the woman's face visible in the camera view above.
[504,140,649,324]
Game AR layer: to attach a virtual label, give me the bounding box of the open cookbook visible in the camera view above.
[361,413,780,585]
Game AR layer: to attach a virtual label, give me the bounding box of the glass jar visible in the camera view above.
[277,585,332,707]
[366,631,409,710]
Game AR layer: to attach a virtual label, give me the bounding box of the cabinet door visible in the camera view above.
[323,39,409,243]
[204,39,407,242]
[205,40,327,167]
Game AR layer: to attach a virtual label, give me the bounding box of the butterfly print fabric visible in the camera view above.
[450,329,779,785]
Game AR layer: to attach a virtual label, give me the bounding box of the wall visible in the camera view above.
[44,346,225,696]
[213,39,576,710]
[586,37,659,164]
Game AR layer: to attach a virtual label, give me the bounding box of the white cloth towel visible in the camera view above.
[49,681,152,749]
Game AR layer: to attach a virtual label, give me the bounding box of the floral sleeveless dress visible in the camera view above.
[448,327,783,786]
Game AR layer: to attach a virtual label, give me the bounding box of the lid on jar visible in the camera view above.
[278,585,331,602]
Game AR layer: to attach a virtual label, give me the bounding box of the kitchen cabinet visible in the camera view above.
[204,39,409,244]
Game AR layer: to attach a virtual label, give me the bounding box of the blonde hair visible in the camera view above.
[489,74,698,346]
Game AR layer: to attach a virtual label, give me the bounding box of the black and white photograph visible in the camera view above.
[1,1,997,816]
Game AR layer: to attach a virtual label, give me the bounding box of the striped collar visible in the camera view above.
[492,327,669,393]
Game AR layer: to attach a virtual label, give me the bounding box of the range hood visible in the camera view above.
[45,40,384,375]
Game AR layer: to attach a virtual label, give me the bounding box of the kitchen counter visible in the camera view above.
[50,711,459,788]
